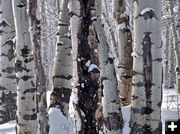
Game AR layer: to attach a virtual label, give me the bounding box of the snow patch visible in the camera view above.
[48,108,74,134]
[141,7,154,15]
[88,64,99,72]
[131,51,139,57]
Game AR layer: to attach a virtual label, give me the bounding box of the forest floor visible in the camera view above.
[0,87,179,134]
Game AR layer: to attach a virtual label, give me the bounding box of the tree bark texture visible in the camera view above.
[12,0,38,133]
[113,0,133,105]
[27,0,49,134]
[130,0,162,134]
[96,0,123,133]
[69,0,101,133]
[0,0,16,124]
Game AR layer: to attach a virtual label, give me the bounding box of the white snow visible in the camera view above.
[122,105,131,134]
[0,120,16,134]
[88,64,99,72]
[140,7,154,15]
[118,23,126,30]
[131,51,139,57]
[48,108,74,134]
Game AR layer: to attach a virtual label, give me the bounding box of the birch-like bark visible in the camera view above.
[176,0,180,40]
[112,0,133,105]
[130,0,162,133]
[27,0,49,134]
[50,0,72,117]
[168,28,176,88]
[0,0,16,124]
[96,0,123,133]
[69,0,100,133]
[167,0,180,93]
[12,0,38,133]
[163,25,170,88]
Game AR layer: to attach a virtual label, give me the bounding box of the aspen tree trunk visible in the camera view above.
[167,0,180,93]
[112,0,133,105]
[69,0,100,133]
[176,0,180,39]
[96,0,123,133]
[12,0,38,133]
[27,0,49,134]
[50,0,72,117]
[168,28,176,88]
[49,0,74,133]
[163,25,170,88]
[130,0,162,133]
[0,0,16,123]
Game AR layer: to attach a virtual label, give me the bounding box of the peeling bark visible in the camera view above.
[113,0,133,105]
[12,0,38,133]
[0,0,16,124]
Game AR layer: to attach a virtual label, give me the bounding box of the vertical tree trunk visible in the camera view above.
[0,0,16,124]
[167,0,180,93]
[27,0,49,134]
[49,0,74,133]
[69,0,100,133]
[130,0,162,134]
[163,25,170,88]
[112,0,133,105]
[96,0,123,133]
[12,0,38,133]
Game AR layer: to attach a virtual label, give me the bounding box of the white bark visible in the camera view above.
[0,0,16,123]
[49,0,73,132]
[12,0,38,133]
[96,0,123,133]
[163,25,169,88]
[167,0,180,93]
[68,0,82,133]
[27,0,49,134]
[130,0,162,133]
[112,0,133,105]
[168,28,176,88]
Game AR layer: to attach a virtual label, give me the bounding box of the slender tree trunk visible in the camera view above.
[163,25,170,88]
[176,0,180,40]
[168,28,176,88]
[49,0,74,133]
[130,1,162,133]
[27,0,49,134]
[69,0,100,133]
[12,0,38,133]
[112,0,133,105]
[0,0,16,124]
[167,0,180,93]
[96,0,123,133]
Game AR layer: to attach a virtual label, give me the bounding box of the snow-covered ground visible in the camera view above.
[0,87,179,134]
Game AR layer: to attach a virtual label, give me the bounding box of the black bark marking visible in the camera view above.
[0,91,16,123]
[50,87,72,115]
[142,32,153,116]
[1,40,15,61]
[24,57,34,63]
[0,20,12,27]
[14,60,31,72]
[57,42,64,46]
[17,3,26,8]
[23,88,36,94]
[2,67,15,74]
[0,86,7,90]
[21,75,34,81]
[132,82,144,87]
[104,112,123,131]
[23,114,37,120]
[105,57,114,64]
[21,46,30,58]
[153,58,162,62]
[132,70,143,76]
[120,74,132,80]
[6,75,18,81]
[52,75,73,80]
